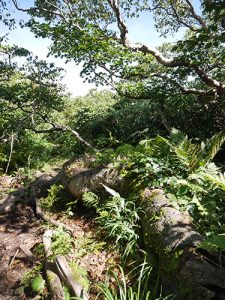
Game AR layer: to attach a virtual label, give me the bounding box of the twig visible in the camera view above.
[9,248,19,268]
[5,132,15,174]
[19,245,36,261]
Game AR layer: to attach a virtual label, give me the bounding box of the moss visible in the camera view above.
[69,261,90,291]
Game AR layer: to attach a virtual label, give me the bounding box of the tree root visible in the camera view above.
[55,256,89,300]
[43,230,65,300]
[35,198,76,235]
[42,230,89,300]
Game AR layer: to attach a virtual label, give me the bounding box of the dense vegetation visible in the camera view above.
[0,0,225,299]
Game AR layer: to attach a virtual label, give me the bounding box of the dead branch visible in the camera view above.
[30,123,98,152]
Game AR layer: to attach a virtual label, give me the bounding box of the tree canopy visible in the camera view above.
[10,0,225,98]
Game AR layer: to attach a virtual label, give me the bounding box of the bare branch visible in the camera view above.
[185,0,207,29]
[11,0,69,23]
[30,123,98,152]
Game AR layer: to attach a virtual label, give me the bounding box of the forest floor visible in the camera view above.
[0,171,119,300]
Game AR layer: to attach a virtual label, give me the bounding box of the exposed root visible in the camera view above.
[43,230,65,300]
[35,198,76,235]
[55,256,89,300]
[42,230,89,300]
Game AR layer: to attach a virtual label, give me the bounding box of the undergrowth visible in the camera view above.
[22,129,225,299]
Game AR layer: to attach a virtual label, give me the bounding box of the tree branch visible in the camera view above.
[106,0,224,93]
[107,0,128,43]
[169,1,197,31]
[12,0,69,23]
[123,72,212,96]
[185,0,207,29]
[29,123,98,152]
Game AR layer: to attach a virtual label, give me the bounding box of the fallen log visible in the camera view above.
[62,163,125,199]
[61,162,225,299]
[141,188,225,300]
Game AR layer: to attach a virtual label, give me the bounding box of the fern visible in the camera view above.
[157,130,202,171]
[200,234,225,251]
[82,191,99,208]
[201,172,225,190]
[169,128,187,144]
[203,132,225,162]
[157,129,225,172]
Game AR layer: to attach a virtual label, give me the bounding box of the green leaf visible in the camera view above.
[31,275,45,294]
[200,234,225,251]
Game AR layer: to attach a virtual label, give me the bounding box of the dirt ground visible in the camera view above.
[0,174,118,300]
[0,175,42,299]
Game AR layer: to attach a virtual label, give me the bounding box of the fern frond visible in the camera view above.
[202,172,225,190]
[204,132,225,162]
[158,129,202,171]
[169,128,187,145]
[156,130,225,172]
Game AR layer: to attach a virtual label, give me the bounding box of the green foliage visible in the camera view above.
[200,234,225,251]
[40,184,64,211]
[97,191,140,249]
[97,262,173,300]
[73,232,106,259]
[82,191,99,209]
[16,0,224,147]
[21,264,44,294]
[94,130,225,236]
[50,227,73,257]
[40,183,77,215]
[31,275,46,294]
[82,186,141,259]
[69,261,90,291]
[0,40,67,172]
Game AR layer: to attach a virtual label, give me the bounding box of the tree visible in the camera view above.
[11,0,225,97]
[0,41,68,170]
[7,0,224,137]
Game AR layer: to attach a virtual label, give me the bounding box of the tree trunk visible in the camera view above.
[62,162,125,199]
[141,188,225,300]
[61,163,225,299]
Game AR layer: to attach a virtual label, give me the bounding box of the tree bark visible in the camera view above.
[61,163,225,299]
[141,188,225,300]
[62,162,125,199]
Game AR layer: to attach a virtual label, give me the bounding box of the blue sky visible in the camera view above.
[0,1,197,96]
